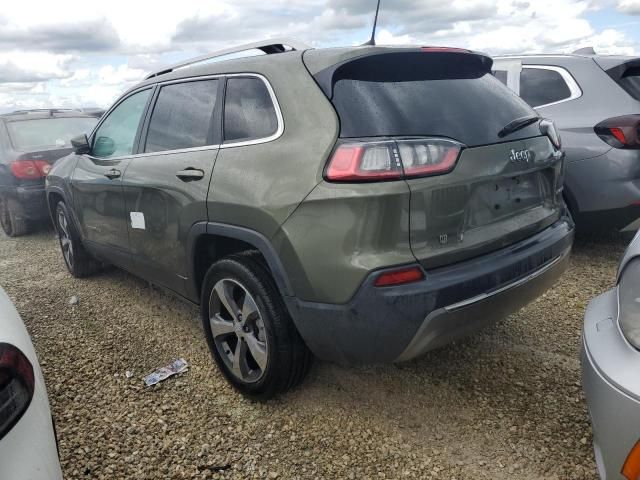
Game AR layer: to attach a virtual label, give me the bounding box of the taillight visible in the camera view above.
[421,47,471,53]
[622,440,640,480]
[325,138,463,182]
[594,115,640,149]
[0,343,35,440]
[374,266,424,287]
[10,160,50,179]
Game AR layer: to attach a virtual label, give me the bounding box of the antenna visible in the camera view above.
[362,0,381,46]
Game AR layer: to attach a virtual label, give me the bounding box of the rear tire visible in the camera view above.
[201,252,312,400]
[55,201,101,277]
[0,195,30,237]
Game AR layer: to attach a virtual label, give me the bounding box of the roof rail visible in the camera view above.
[145,38,311,80]
[8,108,76,116]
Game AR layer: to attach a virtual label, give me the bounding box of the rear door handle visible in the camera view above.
[104,168,121,179]
[176,168,205,181]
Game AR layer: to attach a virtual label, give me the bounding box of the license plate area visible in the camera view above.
[467,171,550,229]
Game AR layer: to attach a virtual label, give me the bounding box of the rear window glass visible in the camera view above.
[520,68,572,107]
[616,66,640,101]
[223,77,278,143]
[145,79,219,153]
[324,52,538,147]
[6,117,97,151]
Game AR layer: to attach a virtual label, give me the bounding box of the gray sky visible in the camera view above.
[1,0,639,112]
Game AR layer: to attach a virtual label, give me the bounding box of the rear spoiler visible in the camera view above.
[594,56,640,80]
[310,48,493,99]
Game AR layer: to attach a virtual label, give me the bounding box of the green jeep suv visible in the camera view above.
[46,40,574,399]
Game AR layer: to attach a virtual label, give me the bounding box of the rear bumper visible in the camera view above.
[292,217,574,364]
[1,184,49,221]
[582,289,640,480]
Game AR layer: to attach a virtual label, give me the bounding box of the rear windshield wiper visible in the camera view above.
[498,115,540,138]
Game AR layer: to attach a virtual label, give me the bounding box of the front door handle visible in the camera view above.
[104,168,121,179]
[176,168,205,181]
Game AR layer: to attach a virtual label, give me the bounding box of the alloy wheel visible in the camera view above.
[57,210,74,268]
[208,278,268,383]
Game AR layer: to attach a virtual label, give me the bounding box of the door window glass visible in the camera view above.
[520,68,572,107]
[92,89,151,158]
[223,77,278,142]
[144,79,219,153]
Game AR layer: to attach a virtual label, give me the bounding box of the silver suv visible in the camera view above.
[493,49,640,233]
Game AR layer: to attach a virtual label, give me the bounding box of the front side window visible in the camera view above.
[145,79,219,153]
[520,68,572,107]
[92,89,151,158]
[223,77,278,143]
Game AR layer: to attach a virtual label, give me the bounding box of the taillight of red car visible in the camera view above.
[325,138,463,182]
[9,160,51,179]
[0,343,35,440]
[594,115,640,149]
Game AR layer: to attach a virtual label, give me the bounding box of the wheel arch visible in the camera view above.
[187,222,295,306]
[46,187,66,223]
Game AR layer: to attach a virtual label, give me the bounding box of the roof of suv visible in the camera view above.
[131,39,491,93]
[494,52,637,70]
[0,109,95,122]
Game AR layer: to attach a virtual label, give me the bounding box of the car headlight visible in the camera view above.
[618,256,640,350]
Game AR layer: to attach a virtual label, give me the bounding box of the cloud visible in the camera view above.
[618,0,640,14]
[0,18,120,52]
[0,51,73,82]
[0,0,638,112]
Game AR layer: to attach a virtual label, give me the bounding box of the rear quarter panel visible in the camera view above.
[206,53,339,238]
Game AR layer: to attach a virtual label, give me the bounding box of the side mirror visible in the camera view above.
[71,134,90,155]
[93,136,116,157]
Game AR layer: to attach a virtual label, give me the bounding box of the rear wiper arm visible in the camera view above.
[498,115,540,138]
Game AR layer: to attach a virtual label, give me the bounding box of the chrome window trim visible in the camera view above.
[220,73,284,149]
[86,72,283,161]
[522,65,583,109]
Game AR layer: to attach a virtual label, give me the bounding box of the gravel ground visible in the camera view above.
[0,227,633,479]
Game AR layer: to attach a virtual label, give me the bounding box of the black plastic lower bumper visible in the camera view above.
[291,217,574,365]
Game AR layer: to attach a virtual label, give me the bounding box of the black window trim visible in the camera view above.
[520,65,582,109]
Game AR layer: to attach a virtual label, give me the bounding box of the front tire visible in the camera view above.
[55,201,100,277]
[0,195,30,237]
[201,253,312,400]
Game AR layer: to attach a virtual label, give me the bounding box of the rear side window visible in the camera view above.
[616,66,640,101]
[145,79,219,153]
[224,77,278,143]
[6,117,97,151]
[492,70,508,86]
[322,52,538,147]
[520,68,572,107]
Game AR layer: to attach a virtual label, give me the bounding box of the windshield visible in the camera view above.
[6,117,98,151]
[323,52,540,147]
